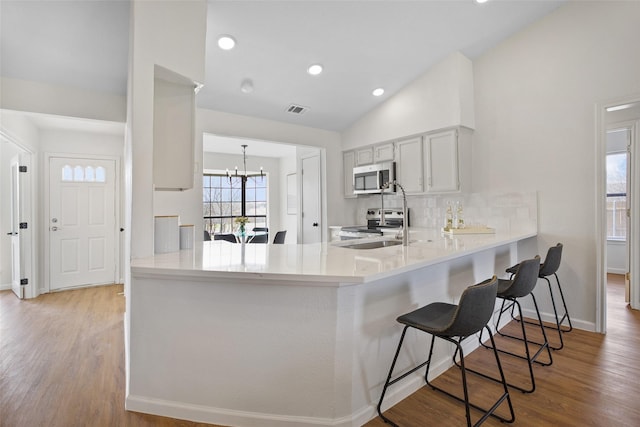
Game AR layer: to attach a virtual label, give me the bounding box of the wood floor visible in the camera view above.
[1,274,639,426]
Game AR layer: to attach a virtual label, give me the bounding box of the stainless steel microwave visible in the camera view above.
[353,162,396,194]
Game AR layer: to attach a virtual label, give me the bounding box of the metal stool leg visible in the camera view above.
[445,328,515,426]
[377,326,409,426]
[515,274,572,350]
[477,295,552,393]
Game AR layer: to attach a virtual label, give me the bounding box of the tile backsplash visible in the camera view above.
[355,191,537,234]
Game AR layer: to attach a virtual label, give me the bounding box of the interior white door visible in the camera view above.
[301,154,321,244]
[9,156,23,299]
[49,157,116,290]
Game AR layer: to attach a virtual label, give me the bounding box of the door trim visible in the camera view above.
[298,149,326,243]
[0,128,36,299]
[43,153,121,293]
[596,95,640,333]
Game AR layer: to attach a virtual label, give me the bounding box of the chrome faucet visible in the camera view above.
[380,190,386,226]
[381,180,409,246]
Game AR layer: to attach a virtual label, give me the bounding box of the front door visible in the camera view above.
[49,157,116,290]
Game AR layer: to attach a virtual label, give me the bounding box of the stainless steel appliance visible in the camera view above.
[353,162,396,194]
[339,208,409,240]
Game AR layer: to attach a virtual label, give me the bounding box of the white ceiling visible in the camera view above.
[0,0,565,133]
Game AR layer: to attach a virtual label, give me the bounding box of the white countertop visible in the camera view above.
[131,227,536,285]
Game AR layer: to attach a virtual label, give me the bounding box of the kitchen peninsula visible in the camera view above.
[126,227,536,427]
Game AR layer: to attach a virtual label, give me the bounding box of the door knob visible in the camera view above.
[51,226,58,231]
[312,222,319,227]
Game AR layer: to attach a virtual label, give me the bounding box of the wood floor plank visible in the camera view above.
[369,274,640,426]
[1,274,639,426]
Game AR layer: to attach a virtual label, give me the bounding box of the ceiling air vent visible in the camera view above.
[286,104,309,115]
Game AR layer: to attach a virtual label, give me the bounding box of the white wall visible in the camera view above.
[0,77,126,122]
[39,129,124,157]
[471,1,640,326]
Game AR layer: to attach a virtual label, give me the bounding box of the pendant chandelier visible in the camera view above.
[226,144,263,181]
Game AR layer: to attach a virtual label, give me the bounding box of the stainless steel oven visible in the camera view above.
[339,208,408,240]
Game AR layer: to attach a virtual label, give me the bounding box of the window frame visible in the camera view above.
[606,150,628,241]
[203,172,267,235]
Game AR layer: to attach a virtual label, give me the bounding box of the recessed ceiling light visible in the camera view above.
[218,35,236,50]
[606,102,639,112]
[307,64,323,76]
[372,88,385,97]
[240,79,254,94]
[475,0,489,4]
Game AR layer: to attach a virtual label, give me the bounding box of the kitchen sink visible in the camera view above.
[340,240,403,250]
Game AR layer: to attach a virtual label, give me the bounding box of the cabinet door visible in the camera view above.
[395,136,423,193]
[343,151,356,198]
[374,143,394,162]
[355,148,374,165]
[424,129,459,193]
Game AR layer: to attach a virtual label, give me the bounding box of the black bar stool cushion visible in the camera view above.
[398,276,498,338]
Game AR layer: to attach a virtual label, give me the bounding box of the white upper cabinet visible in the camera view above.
[374,143,394,162]
[153,66,196,191]
[395,136,423,194]
[423,129,459,193]
[422,127,472,194]
[346,127,471,196]
[343,151,357,198]
[355,147,374,166]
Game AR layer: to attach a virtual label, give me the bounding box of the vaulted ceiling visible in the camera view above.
[1,0,565,132]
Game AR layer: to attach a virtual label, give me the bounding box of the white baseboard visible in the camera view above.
[126,394,359,427]
[520,307,595,332]
[607,268,626,275]
[0,283,11,291]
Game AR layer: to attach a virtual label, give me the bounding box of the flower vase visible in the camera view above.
[240,225,246,244]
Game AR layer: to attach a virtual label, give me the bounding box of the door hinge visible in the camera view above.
[627,208,631,218]
[19,222,28,229]
[20,278,28,285]
[19,166,27,173]
[626,272,630,282]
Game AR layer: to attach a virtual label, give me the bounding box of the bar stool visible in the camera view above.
[477,256,552,394]
[377,276,515,427]
[506,243,571,350]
